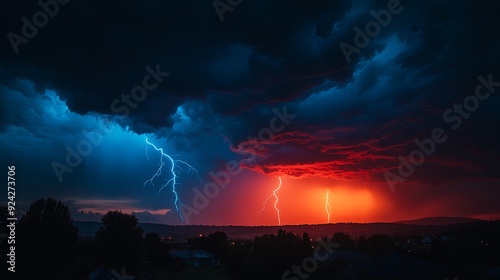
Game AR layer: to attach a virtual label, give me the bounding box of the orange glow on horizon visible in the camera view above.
[254,177,392,225]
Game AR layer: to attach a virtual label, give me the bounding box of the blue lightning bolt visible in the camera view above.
[256,176,282,225]
[143,137,200,223]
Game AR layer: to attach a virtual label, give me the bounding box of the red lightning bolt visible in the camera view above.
[256,176,282,225]
[326,189,332,224]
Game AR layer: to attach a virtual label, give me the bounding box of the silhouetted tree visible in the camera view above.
[302,231,311,247]
[332,232,355,248]
[302,231,313,256]
[228,240,253,278]
[17,198,78,279]
[206,231,230,260]
[95,211,143,271]
[367,234,395,255]
[188,231,230,263]
[145,232,170,269]
[145,232,161,256]
[356,235,368,252]
[249,229,311,279]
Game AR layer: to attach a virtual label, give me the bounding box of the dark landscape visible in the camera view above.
[1,0,500,279]
[75,217,489,241]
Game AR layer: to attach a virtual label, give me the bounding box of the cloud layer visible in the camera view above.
[1,0,499,224]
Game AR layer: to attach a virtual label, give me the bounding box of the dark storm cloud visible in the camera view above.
[227,0,500,185]
[1,0,499,190]
[0,0,352,132]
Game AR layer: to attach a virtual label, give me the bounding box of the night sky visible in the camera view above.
[1,0,499,226]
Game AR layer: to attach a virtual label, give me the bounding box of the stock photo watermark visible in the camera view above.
[213,0,243,22]
[179,106,297,224]
[110,267,135,280]
[89,267,135,280]
[7,0,71,54]
[339,0,408,64]
[282,238,340,280]
[51,64,169,182]
[6,166,17,273]
[385,73,500,192]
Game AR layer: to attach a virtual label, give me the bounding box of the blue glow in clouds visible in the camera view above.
[143,137,200,223]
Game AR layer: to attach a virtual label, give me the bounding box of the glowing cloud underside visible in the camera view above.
[256,177,282,225]
[143,137,200,223]
[326,189,332,224]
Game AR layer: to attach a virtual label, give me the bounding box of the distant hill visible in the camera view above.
[395,217,484,226]
[74,217,496,241]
